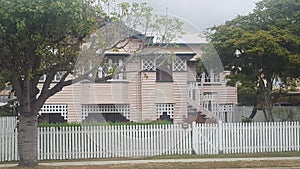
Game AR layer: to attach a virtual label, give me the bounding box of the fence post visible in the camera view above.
[191,121,196,154]
[218,120,223,154]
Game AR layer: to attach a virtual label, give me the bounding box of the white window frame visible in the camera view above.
[99,58,126,81]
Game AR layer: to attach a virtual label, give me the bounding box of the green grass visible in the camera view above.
[38,122,82,128]
[1,152,300,169]
[145,151,300,159]
[13,151,297,164]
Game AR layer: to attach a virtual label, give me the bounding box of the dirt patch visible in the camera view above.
[3,160,300,169]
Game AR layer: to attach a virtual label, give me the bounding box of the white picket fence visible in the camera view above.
[0,116,300,162]
[192,122,300,155]
[0,117,18,162]
[38,124,192,160]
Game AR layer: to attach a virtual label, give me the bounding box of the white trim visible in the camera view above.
[156,103,174,119]
[173,59,187,71]
[39,104,68,120]
[82,104,130,120]
[142,58,156,71]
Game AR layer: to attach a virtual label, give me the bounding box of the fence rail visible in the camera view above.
[0,116,18,162]
[192,122,300,155]
[38,124,192,160]
[0,116,300,162]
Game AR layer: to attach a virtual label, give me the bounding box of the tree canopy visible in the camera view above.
[206,0,300,121]
[0,0,184,166]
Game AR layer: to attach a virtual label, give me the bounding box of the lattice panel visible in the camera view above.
[156,104,174,119]
[219,104,233,113]
[203,93,217,101]
[173,60,186,71]
[82,104,130,120]
[39,104,68,120]
[142,59,156,71]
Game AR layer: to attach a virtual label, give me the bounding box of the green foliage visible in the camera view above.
[0,0,96,75]
[106,120,173,126]
[0,74,8,91]
[238,87,257,106]
[0,0,184,166]
[38,120,172,127]
[38,122,82,128]
[207,0,300,121]
[242,117,253,123]
[197,43,224,74]
[222,0,300,78]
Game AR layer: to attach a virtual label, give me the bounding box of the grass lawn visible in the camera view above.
[28,151,300,163]
[1,151,300,169]
[3,160,300,169]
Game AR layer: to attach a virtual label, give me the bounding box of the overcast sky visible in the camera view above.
[118,0,261,42]
[152,1,260,29]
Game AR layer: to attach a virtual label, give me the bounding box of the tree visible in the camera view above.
[207,0,300,121]
[0,74,8,92]
[0,0,183,166]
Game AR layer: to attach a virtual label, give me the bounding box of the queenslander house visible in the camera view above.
[37,33,237,124]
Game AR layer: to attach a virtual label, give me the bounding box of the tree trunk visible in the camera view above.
[262,106,274,122]
[262,108,269,122]
[18,114,38,167]
[266,105,274,122]
[17,77,38,167]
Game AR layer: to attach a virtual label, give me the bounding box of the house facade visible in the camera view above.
[38,40,238,123]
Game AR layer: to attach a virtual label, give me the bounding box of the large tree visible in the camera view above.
[0,0,183,166]
[207,0,300,121]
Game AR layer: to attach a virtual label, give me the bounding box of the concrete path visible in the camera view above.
[1,156,300,168]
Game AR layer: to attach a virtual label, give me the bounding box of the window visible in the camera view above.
[188,82,200,103]
[196,72,202,82]
[38,72,66,83]
[205,73,211,83]
[112,58,120,79]
[4,86,12,91]
[0,95,9,102]
[204,72,221,84]
[213,73,220,83]
[39,74,46,82]
[156,58,172,82]
[53,71,66,82]
[99,58,126,81]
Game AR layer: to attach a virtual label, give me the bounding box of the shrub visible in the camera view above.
[38,120,172,127]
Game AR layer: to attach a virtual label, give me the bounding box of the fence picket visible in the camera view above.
[1,116,300,162]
